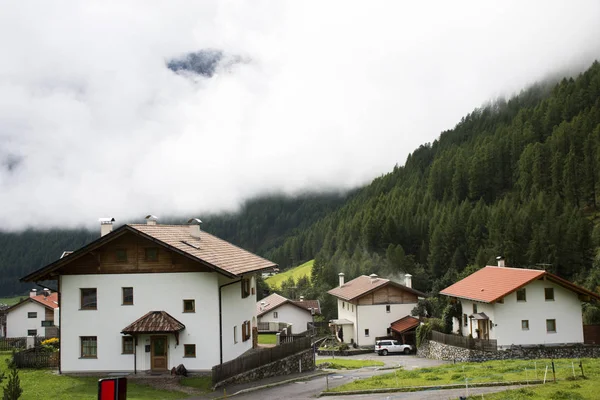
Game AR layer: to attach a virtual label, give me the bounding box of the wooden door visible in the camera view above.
[151,336,168,371]
[477,320,489,340]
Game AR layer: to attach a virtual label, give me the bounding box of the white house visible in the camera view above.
[22,216,277,374]
[440,259,600,348]
[5,289,58,338]
[327,273,425,346]
[257,293,321,334]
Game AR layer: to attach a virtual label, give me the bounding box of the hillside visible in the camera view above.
[265,260,314,290]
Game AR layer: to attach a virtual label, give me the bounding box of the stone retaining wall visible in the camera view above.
[213,349,315,389]
[418,340,600,362]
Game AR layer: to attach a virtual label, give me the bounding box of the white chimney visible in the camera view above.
[30,289,37,298]
[99,217,115,237]
[338,272,345,287]
[369,273,378,283]
[496,256,505,268]
[145,215,158,225]
[299,296,304,302]
[404,274,412,288]
[187,218,202,239]
[43,288,50,297]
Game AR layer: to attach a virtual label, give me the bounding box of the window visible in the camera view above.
[521,320,529,330]
[183,299,195,313]
[342,302,345,309]
[233,326,238,343]
[496,297,504,304]
[242,320,251,342]
[28,312,37,319]
[122,337,134,354]
[273,311,278,319]
[81,336,97,358]
[241,278,250,298]
[116,248,128,262]
[27,329,37,336]
[386,328,392,335]
[472,303,478,314]
[145,247,158,262]
[545,288,555,301]
[364,329,370,337]
[81,288,97,310]
[463,314,468,327]
[41,321,53,327]
[517,289,527,302]
[184,344,196,358]
[122,287,134,305]
[351,305,354,312]
[386,305,391,313]
[546,319,556,333]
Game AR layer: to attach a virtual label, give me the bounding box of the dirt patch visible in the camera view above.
[128,376,200,395]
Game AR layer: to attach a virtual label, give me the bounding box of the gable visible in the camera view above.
[357,284,418,305]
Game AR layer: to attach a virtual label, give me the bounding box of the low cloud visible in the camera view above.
[1,1,599,230]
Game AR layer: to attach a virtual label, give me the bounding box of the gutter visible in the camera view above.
[218,279,242,364]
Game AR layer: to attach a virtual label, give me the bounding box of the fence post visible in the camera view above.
[552,360,556,383]
[579,359,585,378]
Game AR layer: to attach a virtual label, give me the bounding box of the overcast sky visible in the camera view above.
[1,1,600,230]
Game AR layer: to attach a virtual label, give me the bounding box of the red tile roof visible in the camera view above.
[121,311,185,334]
[440,266,600,303]
[391,316,420,334]
[328,275,426,301]
[6,292,59,313]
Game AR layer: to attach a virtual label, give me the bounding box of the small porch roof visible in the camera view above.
[121,311,185,335]
[330,318,354,325]
[469,312,489,320]
[390,315,420,334]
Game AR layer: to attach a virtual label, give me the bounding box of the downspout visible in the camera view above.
[218,279,242,364]
[355,305,359,347]
[57,277,61,374]
[134,336,137,375]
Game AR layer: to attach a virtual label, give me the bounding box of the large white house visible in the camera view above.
[440,259,600,348]
[22,216,276,374]
[4,290,58,338]
[328,273,425,346]
[257,293,321,334]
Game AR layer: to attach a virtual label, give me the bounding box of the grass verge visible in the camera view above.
[258,334,277,345]
[317,358,384,369]
[265,260,313,289]
[180,376,212,392]
[0,296,24,306]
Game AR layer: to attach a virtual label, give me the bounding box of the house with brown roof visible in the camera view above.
[21,216,276,374]
[327,273,425,346]
[257,293,320,334]
[440,257,600,348]
[4,289,59,338]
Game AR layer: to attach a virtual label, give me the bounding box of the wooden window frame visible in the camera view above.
[183,299,195,313]
[546,319,556,333]
[521,320,529,330]
[273,311,278,319]
[144,247,159,262]
[122,287,134,306]
[81,336,98,358]
[241,278,250,298]
[80,288,97,310]
[115,248,128,263]
[184,344,196,358]
[472,303,478,314]
[544,288,555,301]
[242,321,251,342]
[27,329,37,336]
[122,336,134,354]
[28,312,37,319]
[463,314,468,327]
[233,326,238,344]
[516,289,527,302]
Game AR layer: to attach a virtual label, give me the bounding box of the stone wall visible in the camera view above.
[213,349,315,389]
[418,340,600,362]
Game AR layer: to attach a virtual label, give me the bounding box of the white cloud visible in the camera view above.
[1,1,599,230]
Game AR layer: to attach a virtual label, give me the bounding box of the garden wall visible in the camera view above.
[418,340,600,362]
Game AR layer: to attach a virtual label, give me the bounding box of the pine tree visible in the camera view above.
[2,364,22,400]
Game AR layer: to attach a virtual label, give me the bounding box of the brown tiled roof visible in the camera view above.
[121,311,185,334]
[257,294,321,317]
[440,266,600,303]
[328,275,426,301]
[391,316,420,334]
[291,299,321,315]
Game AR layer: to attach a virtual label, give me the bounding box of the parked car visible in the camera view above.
[375,340,412,355]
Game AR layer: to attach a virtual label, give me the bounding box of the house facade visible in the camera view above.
[440,259,600,348]
[328,273,425,346]
[257,293,320,333]
[5,290,58,338]
[22,217,276,374]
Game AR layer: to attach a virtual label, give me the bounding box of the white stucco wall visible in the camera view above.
[6,301,48,338]
[60,272,256,373]
[258,303,312,334]
[337,299,357,343]
[356,303,415,346]
[457,300,496,339]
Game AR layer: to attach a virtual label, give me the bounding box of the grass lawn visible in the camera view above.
[328,358,598,397]
[0,296,25,306]
[258,334,277,345]
[180,376,212,392]
[0,352,189,400]
[317,358,384,369]
[265,260,313,289]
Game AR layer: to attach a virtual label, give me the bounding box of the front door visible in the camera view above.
[477,320,489,340]
[151,336,168,371]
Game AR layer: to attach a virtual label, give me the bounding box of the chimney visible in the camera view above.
[404,274,412,288]
[338,272,345,287]
[30,289,37,298]
[99,217,115,237]
[187,218,202,239]
[369,273,378,283]
[299,296,304,302]
[145,215,158,225]
[260,301,265,311]
[496,256,505,268]
[43,288,50,297]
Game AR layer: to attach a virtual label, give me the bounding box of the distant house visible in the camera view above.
[0,305,8,338]
[257,293,320,333]
[440,258,600,347]
[21,216,277,374]
[5,289,58,338]
[328,273,425,346]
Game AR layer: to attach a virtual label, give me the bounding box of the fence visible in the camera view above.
[431,330,497,352]
[257,322,291,333]
[12,349,59,368]
[277,333,307,345]
[0,336,48,351]
[212,335,312,385]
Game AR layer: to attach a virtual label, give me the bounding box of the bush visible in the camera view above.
[40,338,59,352]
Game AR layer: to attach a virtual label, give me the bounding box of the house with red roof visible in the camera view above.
[328,273,425,346]
[21,215,277,374]
[440,258,600,348]
[257,293,321,334]
[5,289,59,338]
